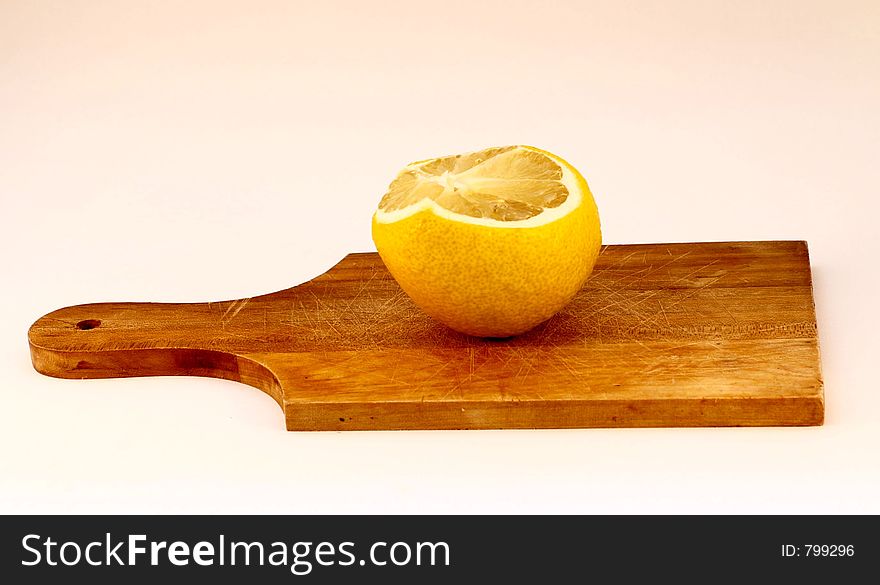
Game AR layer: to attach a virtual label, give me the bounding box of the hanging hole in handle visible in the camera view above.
[76,319,102,330]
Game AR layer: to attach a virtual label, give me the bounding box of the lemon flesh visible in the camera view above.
[372,145,601,338]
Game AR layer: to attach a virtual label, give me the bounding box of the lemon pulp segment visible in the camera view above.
[378,146,570,221]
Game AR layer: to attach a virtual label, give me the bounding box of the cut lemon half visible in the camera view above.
[372,145,601,338]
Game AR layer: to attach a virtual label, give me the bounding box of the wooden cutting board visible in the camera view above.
[28,241,823,430]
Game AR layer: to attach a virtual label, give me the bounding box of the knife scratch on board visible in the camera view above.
[221,297,251,326]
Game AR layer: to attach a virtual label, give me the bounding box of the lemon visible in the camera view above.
[371,145,601,337]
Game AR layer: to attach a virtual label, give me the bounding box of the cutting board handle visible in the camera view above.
[28,300,284,405]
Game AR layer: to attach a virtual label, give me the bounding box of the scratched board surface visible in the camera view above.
[29,241,823,430]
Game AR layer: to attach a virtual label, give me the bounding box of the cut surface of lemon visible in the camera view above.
[372,145,601,338]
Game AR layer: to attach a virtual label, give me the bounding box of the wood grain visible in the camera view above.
[28,241,824,430]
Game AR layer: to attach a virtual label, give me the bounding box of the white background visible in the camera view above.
[2,1,878,513]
